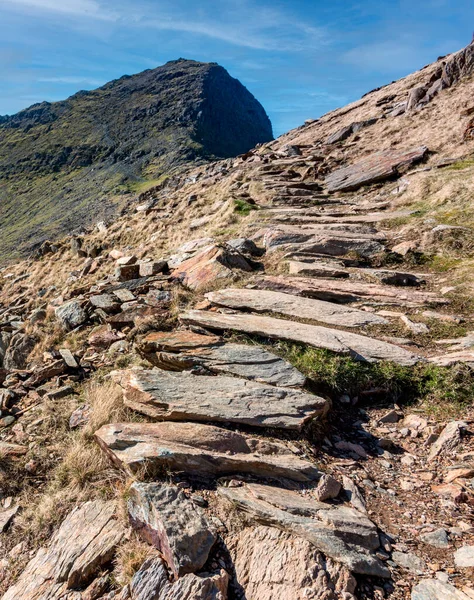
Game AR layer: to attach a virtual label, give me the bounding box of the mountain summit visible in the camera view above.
[0,59,273,259]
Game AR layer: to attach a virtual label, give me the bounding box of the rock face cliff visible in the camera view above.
[0,59,273,259]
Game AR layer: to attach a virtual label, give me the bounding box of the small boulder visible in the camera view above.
[55,300,88,330]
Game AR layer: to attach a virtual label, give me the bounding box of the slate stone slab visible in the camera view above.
[325,146,428,192]
[206,288,388,328]
[137,330,306,387]
[112,368,327,430]
[218,483,390,578]
[252,275,447,306]
[94,421,320,482]
[181,310,421,366]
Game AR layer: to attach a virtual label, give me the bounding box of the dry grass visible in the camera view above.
[0,380,130,594]
[113,535,157,586]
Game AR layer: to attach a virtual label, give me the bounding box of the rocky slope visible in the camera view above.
[0,59,273,260]
[1,41,474,600]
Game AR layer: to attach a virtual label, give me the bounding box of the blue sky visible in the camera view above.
[1,0,474,136]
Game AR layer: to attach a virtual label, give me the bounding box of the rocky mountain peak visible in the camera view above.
[0,59,273,260]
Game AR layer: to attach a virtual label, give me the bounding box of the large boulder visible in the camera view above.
[128,483,216,577]
[171,243,253,290]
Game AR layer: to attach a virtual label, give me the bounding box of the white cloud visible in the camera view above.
[38,75,104,85]
[2,0,115,20]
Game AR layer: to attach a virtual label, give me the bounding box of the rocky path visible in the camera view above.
[1,135,473,600]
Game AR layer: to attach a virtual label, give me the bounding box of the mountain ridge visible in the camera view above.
[0,59,273,260]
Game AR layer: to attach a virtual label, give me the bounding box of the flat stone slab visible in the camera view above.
[206,288,388,328]
[261,228,386,258]
[128,482,216,578]
[325,146,428,193]
[288,259,350,278]
[137,330,306,387]
[218,483,389,578]
[2,501,125,600]
[181,310,421,366]
[270,210,413,225]
[253,275,447,306]
[94,421,320,482]
[112,368,327,430]
[430,351,474,366]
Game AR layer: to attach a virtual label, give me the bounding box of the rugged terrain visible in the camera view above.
[0,59,273,260]
[1,41,474,600]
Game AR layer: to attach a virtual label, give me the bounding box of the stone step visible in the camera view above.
[263,200,392,214]
[287,261,424,286]
[94,421,321,482]
[288,259,350,278]
[269,237,386,258]
[265,210,412,225]
[259,222,384,237]
[206,288,388,328]
[253,275,447,306]
[181,310,421,366]
[137,330,306,387]
[275,223,387,237]
[258,228,386,258]
[218,483,390,578]
[111,368,328,430]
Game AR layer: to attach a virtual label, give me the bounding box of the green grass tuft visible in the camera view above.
[233,198,257,216]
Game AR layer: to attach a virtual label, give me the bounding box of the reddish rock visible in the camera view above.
[171,243,252,290]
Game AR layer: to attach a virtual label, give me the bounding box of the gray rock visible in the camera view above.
[219,483,389,578]
[181,310,421,366]
[454,546,474,568]
[0,505,19,533]
[89,294,120,313]
[123,557,229,600]
[137,330,306,388]
[412,579,471,600]
[227,238,261,256]
[428,421,468,461]
[206,288,388,328]
[420,528,450,549]
[112,368,328,431]
[342,476,367,514]
[3,333,37,370]
[30,308,47,324]
[55,300,88,330]
[94,421,320,482]
[128,483,216,577]
[379,410,402,424]
[392,550,426,574]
